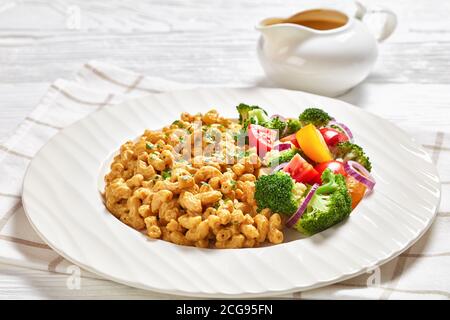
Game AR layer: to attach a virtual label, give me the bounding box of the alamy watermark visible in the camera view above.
[365,266,381,287]
[66,5,81,30]
[66,265,81,290]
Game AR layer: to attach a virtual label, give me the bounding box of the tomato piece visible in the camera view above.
[313,160,347,183]
[248,124,277,157]
[296,124,333,163]
[280,133,300,148]
[337,132,348,143]
[319,128,349,146]
[346,176,367,209]
[283,154,320,184]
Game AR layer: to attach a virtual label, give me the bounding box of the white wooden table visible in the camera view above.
[0,0,449,299]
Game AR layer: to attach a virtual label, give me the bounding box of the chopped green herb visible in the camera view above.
[146,142,155,150]
[172,120,185,128]
[161,170,171,180]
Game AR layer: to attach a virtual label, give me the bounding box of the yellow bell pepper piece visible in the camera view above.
[296,124,333,163]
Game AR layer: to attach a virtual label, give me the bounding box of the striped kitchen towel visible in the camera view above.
[0,61,449,299]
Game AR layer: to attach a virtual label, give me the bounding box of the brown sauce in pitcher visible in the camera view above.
[264,9,348,30]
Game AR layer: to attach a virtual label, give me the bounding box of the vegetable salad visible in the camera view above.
[237,104,375,236]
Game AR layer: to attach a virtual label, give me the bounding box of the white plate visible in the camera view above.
[22,88,441,298]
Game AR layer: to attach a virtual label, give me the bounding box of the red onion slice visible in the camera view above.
[272,162,288,172]
[344,160,376,191]
[330,121,353,141]
[286,183,319,228]
[273,142,292,151]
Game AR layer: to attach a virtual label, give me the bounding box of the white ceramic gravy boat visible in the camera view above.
[256,2,397,96]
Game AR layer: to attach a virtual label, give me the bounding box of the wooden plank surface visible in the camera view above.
[0,0,449,298]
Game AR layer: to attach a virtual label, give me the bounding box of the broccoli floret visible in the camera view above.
[333,141,372,172]
[264,116,287,134]
[293,169,352,235]
[236,103,255,124]
[267,148,300,167]
[255,171,306,215]
[285,118,301,135]
[234,116,257,145]
[248,108,270,124]
[236,103,272,142]
[266,148,315,167]
[236,103,290,141]
[275,148,299,165]
[236,103,268,125]
[236,103,291,137]
[299,108,332,127]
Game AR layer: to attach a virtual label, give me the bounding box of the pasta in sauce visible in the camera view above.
[103,110,283,248]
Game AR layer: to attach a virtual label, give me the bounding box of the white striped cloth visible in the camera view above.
[0,61,449,299]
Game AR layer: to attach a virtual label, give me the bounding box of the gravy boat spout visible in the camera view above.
[256,18,315,45]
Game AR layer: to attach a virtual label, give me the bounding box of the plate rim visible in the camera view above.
[21,87,441,298]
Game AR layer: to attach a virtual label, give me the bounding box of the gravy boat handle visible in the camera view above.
[355,1,397,42]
